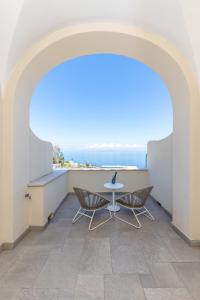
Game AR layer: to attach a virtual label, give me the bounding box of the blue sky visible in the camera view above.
[30,54,173,150]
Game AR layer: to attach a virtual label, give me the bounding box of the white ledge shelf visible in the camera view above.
[28,170,68,187]
[67,168,148,171]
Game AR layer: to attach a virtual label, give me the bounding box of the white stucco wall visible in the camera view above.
[0,88,3,247]
[28,170,68,226]
[0,0,24,83]
[147,134,173,214]
[2,25,199,244]
[1,0,200,85]
[0,1,200,245]
[180,1,200,85]
[0,0,197,82]
[29,130,53,181]
[68,169,149,193]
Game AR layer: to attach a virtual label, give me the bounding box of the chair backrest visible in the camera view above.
[73,187,105,210]
[132,186,153,207]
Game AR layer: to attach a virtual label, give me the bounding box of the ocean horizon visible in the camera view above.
[63,148,147,169]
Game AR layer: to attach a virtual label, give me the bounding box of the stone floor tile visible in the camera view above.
[0,288,20,300]
[56,208,78,219]
[1,196,200,299]
[34,261,78,291]
[74,274,104,300]
[18,289,58,300]
[155,222,181,240]
[0,251,20,279]
[87,218,133,239]
[0,255,48,288]
[139,274,157,288]
[67,220,90,239]
[111,246,149,274]
[164,238,200,262]
[144,288,193,300]
[19,245,63,259]
[49,217,72,227]
[34,239,84,290]
[110,232,143,252]
[172,262,200,300]
[15,232,39,248]
[58,290,74,300]
[148,263,184,288]
[33,227,69,247]
[79,238,112,274]
[139,233,178,263]
[105,274,146,300]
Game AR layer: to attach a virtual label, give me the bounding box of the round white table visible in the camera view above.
[104,182,124,212]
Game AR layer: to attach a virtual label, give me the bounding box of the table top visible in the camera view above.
[104,182,124,190]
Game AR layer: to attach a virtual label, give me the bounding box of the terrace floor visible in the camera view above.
[0,194,200,300]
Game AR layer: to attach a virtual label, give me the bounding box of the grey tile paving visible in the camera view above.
[19,245,63,258]
[18,289,58,300]
[139,232,178,263]
[0,195,200,300]
[0,251,21,280]
[164,237,200,262]
[34,239,84,291]
[74,274,104,300]
[147,262,184,288]
[79,238,112,275]
[172,262,200,300]
[139,274,157,288]
[58,290,74,300]
[105,274,146,300]
[0,255,48,288]
[111,243,150,274]
[0,288,20,300]
[151,221,181,240]
[33,226,69,247]
[144,288,193,300]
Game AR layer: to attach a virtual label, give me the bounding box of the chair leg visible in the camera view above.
[72,207,83,224]
[143,206,155,221]
[89,209,112,231]
[72,207,112,230]
[114,210,141,229]
[132,209,142,228]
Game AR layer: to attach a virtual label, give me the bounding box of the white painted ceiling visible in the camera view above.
[0,0,200,85]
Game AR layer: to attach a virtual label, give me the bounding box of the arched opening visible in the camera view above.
[2,24,200,244]
[30,54,173,170]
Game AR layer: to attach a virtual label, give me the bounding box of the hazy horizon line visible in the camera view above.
[58,143,147,151]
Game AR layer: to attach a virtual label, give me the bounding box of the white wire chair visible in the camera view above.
[114,186,155,228]
[72,187,112,231]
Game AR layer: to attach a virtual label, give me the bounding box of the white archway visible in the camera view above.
[2,23,200,244]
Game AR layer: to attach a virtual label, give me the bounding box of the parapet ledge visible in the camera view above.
[28,169,68,187]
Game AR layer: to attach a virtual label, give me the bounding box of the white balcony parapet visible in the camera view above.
[27,168,149,229]
[28,170,69,228]
[28,169,69,187]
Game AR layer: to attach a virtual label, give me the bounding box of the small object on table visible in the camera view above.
[111,171,117,184]
[104,182,124,212]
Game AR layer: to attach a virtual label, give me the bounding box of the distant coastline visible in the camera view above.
[62,148,147,169]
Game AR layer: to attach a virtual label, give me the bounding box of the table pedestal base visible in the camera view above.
[107,204,120,212]
[104,183,124,213]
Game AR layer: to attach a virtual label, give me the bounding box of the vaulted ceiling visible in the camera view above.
[0,0,200,86]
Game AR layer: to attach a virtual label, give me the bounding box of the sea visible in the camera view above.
[63,149,147,169]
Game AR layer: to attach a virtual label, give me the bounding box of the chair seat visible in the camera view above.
[82,198,110,210]
[116,198,142,208]
[115,186,154,228]
[72,187,112,230]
